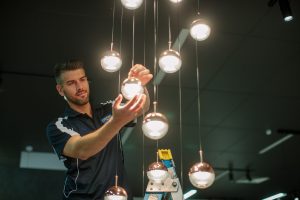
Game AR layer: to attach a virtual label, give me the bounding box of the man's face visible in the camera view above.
[56,68,90,106]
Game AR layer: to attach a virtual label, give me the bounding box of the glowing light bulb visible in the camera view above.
[121,0,143,10]
[142,112,169,140]
[147,162,169,183]
[158,49,182,73]
[169,0,183,3]
[101,50,122,72]
[189,162,215,189]
[190,19,211,41]
[284,16,293,21]
[121,77,144,100]
[104,186,128,200]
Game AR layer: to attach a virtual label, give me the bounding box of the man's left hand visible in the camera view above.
[128,64,153,86]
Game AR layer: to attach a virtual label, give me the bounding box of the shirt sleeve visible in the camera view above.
[46,117,79,160]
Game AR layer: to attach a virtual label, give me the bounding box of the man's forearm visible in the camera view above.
[63,93,146,160]
[63,117,123,160]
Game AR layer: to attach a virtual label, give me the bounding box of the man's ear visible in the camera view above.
[56,84,64,97]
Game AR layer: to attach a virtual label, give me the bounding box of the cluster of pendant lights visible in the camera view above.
[102,0,214,199]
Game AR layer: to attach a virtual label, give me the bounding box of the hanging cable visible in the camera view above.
[178,67,183,189]
[155,0,159,103]
[174,1,183,188]
[153,0,157,103]
[118,6,124,94]
[119,6,124,56]
[153,0,159,153]
[195,40,203,159]
[116,128,119,177]
[176,1,181,53]
[188,35,215,191]
[112,0,119,178]
[142,111,145,194]
[142,0,147,194]
[168,16,172,50]
[197,0,200,15]
[111,0,116,51]
[132,12,135,67]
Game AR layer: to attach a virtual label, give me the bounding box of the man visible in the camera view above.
[46,59,153,200]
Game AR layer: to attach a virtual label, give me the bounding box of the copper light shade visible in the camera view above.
[142,112,169,140]
[147,161,169,183]
[104,186,128,200]
[189,162,215,189]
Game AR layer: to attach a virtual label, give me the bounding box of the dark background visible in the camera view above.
[1,0,300,199]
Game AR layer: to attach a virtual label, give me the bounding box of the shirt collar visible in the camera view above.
[63,104,83,118]
[63,103,96,118]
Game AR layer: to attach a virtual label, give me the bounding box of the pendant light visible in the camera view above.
[189,1,211,41]
[159,49,182,73]
[101,49,122,73]
[190,18,211,41]
[120,7,143,100]
[121,77,144,100]
[189,150,215,188]
[188,40,215,189]
[142,102,169,140]
[101,0,122,72]
[169,0,183,3]
[104,175,128,200]
[147,152,169,183]
[144,0,169,186]
[159,17,182,73]
[147,162,169,183]
[141,0,147,194]
[105,46,128,200]
[142,0,169,140]
[121,0,143,10]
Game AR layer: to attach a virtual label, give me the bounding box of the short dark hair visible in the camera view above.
[54,59,85,84]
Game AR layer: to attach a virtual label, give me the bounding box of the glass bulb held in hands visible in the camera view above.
[121,77,144,100]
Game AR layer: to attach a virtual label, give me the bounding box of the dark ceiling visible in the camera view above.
[1,0,300,199]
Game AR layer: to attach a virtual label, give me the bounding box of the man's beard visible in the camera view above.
[65,92,89,106]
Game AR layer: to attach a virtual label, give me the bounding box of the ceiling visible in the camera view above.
[1,0,300,199]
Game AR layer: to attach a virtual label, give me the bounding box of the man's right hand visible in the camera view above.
[111,94,146,127]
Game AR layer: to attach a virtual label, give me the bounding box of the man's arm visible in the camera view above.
[63,94,146,160]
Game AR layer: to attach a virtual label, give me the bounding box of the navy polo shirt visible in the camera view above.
[46,101,132,200]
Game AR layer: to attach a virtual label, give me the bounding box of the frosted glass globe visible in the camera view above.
[101,50,122,72]
[104,186,127,200]
[121,77,144,100]
[121,0,143,10]
[142,112,169,140]
[190,19,211,41]
[284,16,293,22]
[159,49,182,73]
[169,0,183,3]
[189,162,215,189]
[147,162,169,183]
